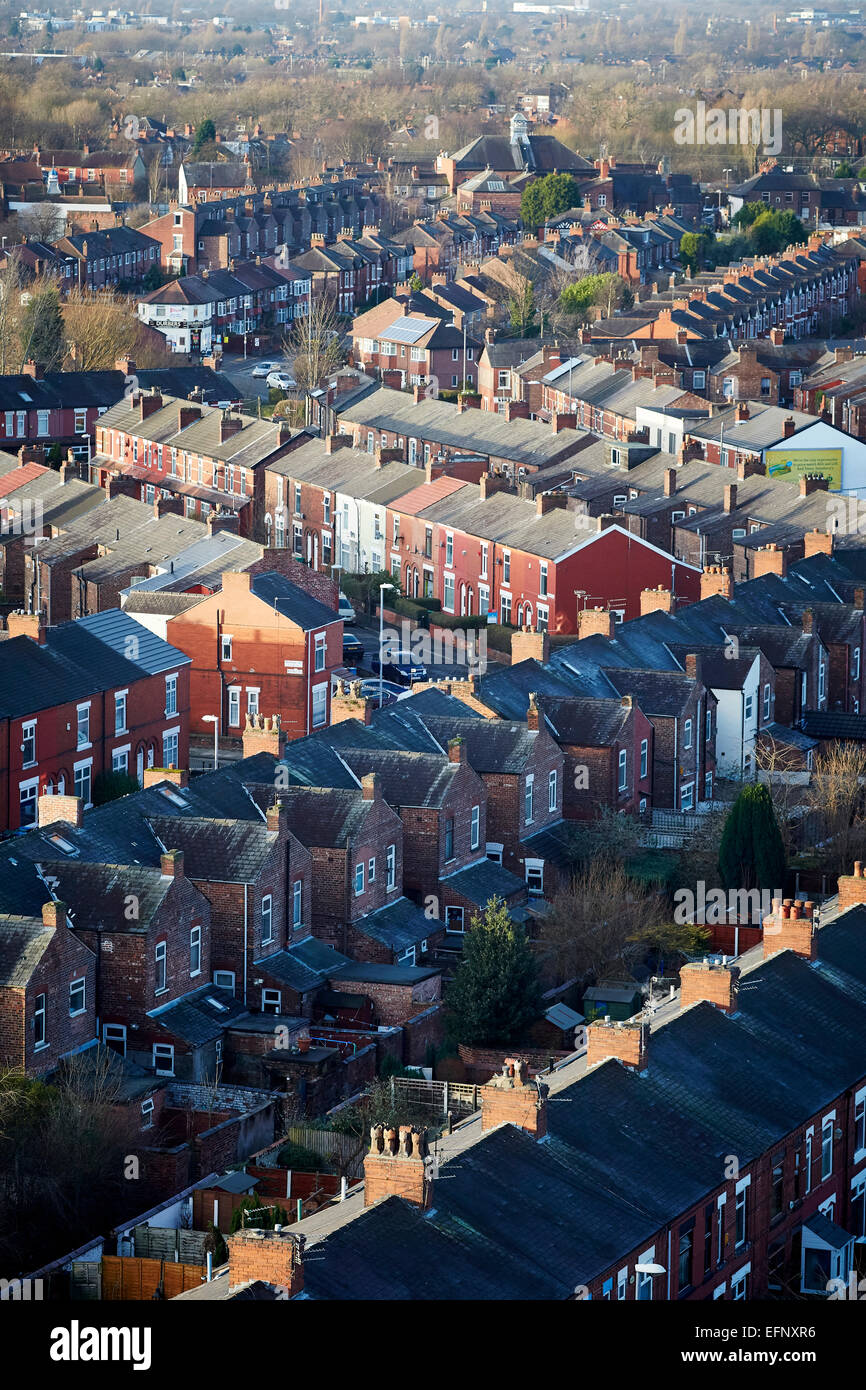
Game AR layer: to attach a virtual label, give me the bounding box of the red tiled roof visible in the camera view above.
[0,463,49,497]
[391,476,468,516]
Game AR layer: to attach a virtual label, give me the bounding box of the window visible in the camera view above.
[443,574,455,613]
[854,647,861,682]
[292,879,303,928]
[539,562,548,598]
[821,1115,834,1181]
[855,1086,866,1162]
[548,770,557,813]
[115,691,127,734]
[22,720,36,767]
[470,804,480,851]
[162,730,178,768]
[524,775,534,825]
[503,551,511,583]
[261,895,273,945]
[34,993,46,1049]
[37,409,50,436]
[806,1128,814,1193]
[704,1204,713,1276]
[165,674,177,716]
[73,762,91,807]
[189,925,202,976]
[618,748,628,791]
[683,719,692,750]
[103,1023,126,1056]
[500,593,512,625]
[112,748,129,775]
[692,370,706,390]
[315,632,327,672]
[818,662,826,704]
[617,1268,628,1301]
[480,543,488,578]
[354,862,365,896]
[731,1264,750,1301]
[214,970,235,992]
[262,989,281,1014]
[77,703,90,748]
[312,682,328,729]
[678,1225,694,1292]
[680,782,694,811]
[745,694,754,721]
[602,1278,613,1300]
[153,1044,174,1076]
[228,687,241,726]
[66,975,86,1017]
[155,941,167,994]
[221,635,233,662]
[386,844,396,890]
[445,533,453,566]
[735,1175,750,1248]
[716,1194,726,1266]
[141,1098,154,1129]
[444,817,455,861]
[19,779,38,828]
[636,1247,655,1301]
[763,683,771,721]
[445,906,465,932]
[705,771,713,800]
[640,739,648,780]
[525,859,544,895]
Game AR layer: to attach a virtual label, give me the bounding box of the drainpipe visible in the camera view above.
[240,884,247,1006]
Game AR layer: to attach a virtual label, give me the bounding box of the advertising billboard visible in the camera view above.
[764,447,842,491]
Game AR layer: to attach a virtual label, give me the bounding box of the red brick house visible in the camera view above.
[0,899,97,1074]
[0,608,190,833]
[164,568,342,744]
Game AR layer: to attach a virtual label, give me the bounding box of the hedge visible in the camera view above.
[485,623,515,653]
[430,612,488,630]
[392,596,429,624]
[413,597,441,612]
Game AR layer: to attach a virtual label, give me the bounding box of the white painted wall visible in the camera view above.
[762,419,866,497]
[711,654,761,779]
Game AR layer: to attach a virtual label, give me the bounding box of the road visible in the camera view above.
[344,615,485,685]
[220,351,295,402]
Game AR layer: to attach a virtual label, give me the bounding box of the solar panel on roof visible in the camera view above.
[382,317,439,345]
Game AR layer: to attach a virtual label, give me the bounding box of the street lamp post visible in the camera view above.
[202,713,219,770]
[378,581,394,708]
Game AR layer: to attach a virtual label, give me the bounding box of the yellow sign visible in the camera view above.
[764,447,842,491]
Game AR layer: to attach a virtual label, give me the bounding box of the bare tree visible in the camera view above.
[281,292,345,393]
[804,741,866,876]
[63,287,170,370]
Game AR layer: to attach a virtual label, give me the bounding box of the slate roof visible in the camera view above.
[295,908,866,1299]
[338,749,462,808]
[43,863,176,932]
[279,787,390,848]
[0,914,56,986]
[152,985,249,1046]
[802,711,866,741]
[442,858,526,906]
[354,897,437,952]
[420,716,541,773]
[145,817,278,882]
[249,572,340,632]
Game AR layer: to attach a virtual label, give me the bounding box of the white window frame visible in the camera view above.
[155,940,167,995]
[153,1043,174,1076]
[386,844,396,890]
[190,925,202,977]
[69,977,86,1017]
[618,748,628,791]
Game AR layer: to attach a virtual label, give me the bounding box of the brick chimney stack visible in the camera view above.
[526,691,539,732]
[640,586,673,617]
[219,414,244,442]
[680,959,740,1015]
[227,1227,305,1296]
[700,565,733,601]
[586,1018,648,1072]
[6,610,46,644]
[663,468,677,498]
[140,391,163,420]
[447,737,466,764]
[37,793,83,829]
[479,1058,548,1139]
[160,849,184,878]
[242,712,286,761]
[837,861,866,912]
[142,766,189,789]
[42,901,68,930]
[361,771,380,800]
[723,483,737,513]
[752,543,788,580]
[364,1124,431,1208]
[761,897,816,962]
[782,416,797,440]
[178,404,202,430]
[803,529,833,559]
[577,607,615,639]
[799,474,828,498]
[511,626,550,665]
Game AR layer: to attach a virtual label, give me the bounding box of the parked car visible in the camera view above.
[338,593,356,625]
[266,370,297,391]
[341,678,406,708]
[251,360,277,378]
[370,652,428,686]
[342,633,365,664]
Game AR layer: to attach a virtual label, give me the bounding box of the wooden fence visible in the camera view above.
[101,1256,202,1301]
